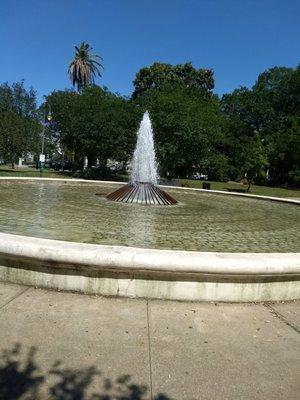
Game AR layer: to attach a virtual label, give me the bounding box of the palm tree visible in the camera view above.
[68,42,103,91]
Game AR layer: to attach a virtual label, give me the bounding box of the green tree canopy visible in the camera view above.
[132,62,214,100]
[0,81,40,167]
[136,83,228,179]
[46,86,140,169]
[221,65,300,186]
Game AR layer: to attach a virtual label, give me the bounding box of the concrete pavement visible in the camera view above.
[0,281,299,399]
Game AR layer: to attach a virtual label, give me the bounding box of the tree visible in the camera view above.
[136,83,228,179]
[132,62,214,100]
[252,66,296,114]
[44,90,82,168]
[0,81,40,168]
[221,87,272,183]
[46,86,140,170]
[252,66,300,186]
[68,42,103,91]
[230,134,267,191]
[0,81,38,118]
[222,65,300,187]
[266,117,300,187]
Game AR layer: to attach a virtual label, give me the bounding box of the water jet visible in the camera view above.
[107,112,177,205]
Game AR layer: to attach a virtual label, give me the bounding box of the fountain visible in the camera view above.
[0,114,299,302]
[106,112,177,205]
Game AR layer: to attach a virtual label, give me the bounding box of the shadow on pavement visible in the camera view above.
[0,343,172,400]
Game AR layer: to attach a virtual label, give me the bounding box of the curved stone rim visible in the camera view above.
[0,232,299,276]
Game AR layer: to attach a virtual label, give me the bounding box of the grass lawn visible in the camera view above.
[0,165,299,199]
[181,178,300,199]
[0,165,72,179]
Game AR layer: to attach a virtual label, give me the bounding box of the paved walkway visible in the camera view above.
[0,281,299,400]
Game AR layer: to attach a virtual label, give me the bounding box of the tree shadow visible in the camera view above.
[49,361,100,400]
[0,344,173,400]
[0,343,44,399]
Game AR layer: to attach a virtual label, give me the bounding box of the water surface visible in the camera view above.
[0,180,299,252]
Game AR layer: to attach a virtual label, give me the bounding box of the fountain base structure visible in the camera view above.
[107,112,178,205]
[106,182,177,206]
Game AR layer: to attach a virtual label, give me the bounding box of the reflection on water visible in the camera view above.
[0,181,299,253]
[34,182,58,235]
[124,200,158,248]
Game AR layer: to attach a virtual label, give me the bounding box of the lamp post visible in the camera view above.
[40,103,52,177]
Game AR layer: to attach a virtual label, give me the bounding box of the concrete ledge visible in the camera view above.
[0,233,299,302]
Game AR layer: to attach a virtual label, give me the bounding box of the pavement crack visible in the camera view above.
[264,303,300,334]
[0,286,31,310]
[146,300,153,400]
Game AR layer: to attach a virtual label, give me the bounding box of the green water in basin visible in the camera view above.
[0,180,299,252]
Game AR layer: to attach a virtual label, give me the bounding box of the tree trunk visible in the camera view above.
[246,180,251,192]
[88,155,96,168]
[72,151,77,172]
[71,138,77,172]
[11,154,15,169]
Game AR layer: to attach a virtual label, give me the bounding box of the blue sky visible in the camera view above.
[1,0,299,103]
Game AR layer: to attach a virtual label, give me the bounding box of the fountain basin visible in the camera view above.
[0,177,299,302]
